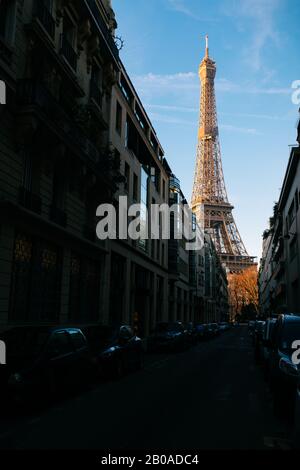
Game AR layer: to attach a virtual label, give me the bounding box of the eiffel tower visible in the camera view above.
[191,36,256,273]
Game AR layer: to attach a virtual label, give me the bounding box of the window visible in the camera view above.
[63,15,76,46]
[44,0,54,12]
[90,63,103,106]
[151,167,161,193]
[162,243,165,265]
[0,0,15,44]
[138,167,149,251]
[288,200,295,228]
[125,118,129,148]
[296,190,299,212]
[116,101,122,135]
[124,162,130,192]
[91,63,102,87]
[133,173,138,201]
[22,151,33,191]
[69,330,86,350]
[52,162,65,209]
[61,15,77,70]
[162,179,166,200]
[192,213,197,232]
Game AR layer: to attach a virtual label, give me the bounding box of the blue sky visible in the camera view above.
[113,0,300,259]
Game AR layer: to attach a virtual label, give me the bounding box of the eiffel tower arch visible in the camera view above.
[191,37,256,273]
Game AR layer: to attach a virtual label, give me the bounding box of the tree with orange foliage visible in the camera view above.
[228,266,259,321]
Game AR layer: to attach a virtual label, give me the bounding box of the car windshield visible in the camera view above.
[280,322,300,351]
[84,326,117,347]
[1,328,49,357]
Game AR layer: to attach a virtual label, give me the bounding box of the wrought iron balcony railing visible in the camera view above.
[17,80,100,166]
[34,0,55,40]
[19,187,42,214]
[60,34,77,72]
[84,0,119,62]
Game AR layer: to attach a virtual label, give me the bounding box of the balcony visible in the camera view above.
[17,80,100,166]
[19,187,41,214]
[33,1,55,40]
[50,205,67,227]
[169,176,181,192]
[90,80,102,109]
[84,0,119,63]
[60,34,77,72]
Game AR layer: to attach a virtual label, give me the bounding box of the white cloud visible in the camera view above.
[167,0,218,21]
[132,72,290,96]
[219,124,261,135]
[220,111,293,121]
[133,72,198,91]
[224,0,282,76]
[148,112,195,126]
[167,0,199,19]
[148,112,261,135]
[146,104,294,122]
[149,112,261,135]
[145,103,198,113]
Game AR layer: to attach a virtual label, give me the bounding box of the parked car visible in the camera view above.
[0,326,96,406]
[253,321,266,362]
[248,320,256,337]
[219,322,230,332]
[260,318,277,379]
[268,314,300,417]
[148,322,187,352]
[194,324,207,341]
[83,325,143,378]
[183,322,197,345]
[209,323,220,337]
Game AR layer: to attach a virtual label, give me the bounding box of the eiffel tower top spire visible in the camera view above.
[205,34,209,58]
[191,38,256,272]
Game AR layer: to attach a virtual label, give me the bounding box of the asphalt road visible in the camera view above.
[0,326,293,450]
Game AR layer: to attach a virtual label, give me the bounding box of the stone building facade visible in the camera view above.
[0,0,228,335]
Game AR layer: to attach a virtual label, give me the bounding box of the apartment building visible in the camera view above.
[167,174,205,324]
[0,0,121,329]
[259,134,300,314]
[106,62,170,336]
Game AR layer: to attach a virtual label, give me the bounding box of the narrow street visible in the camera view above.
[0,327,293,450]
